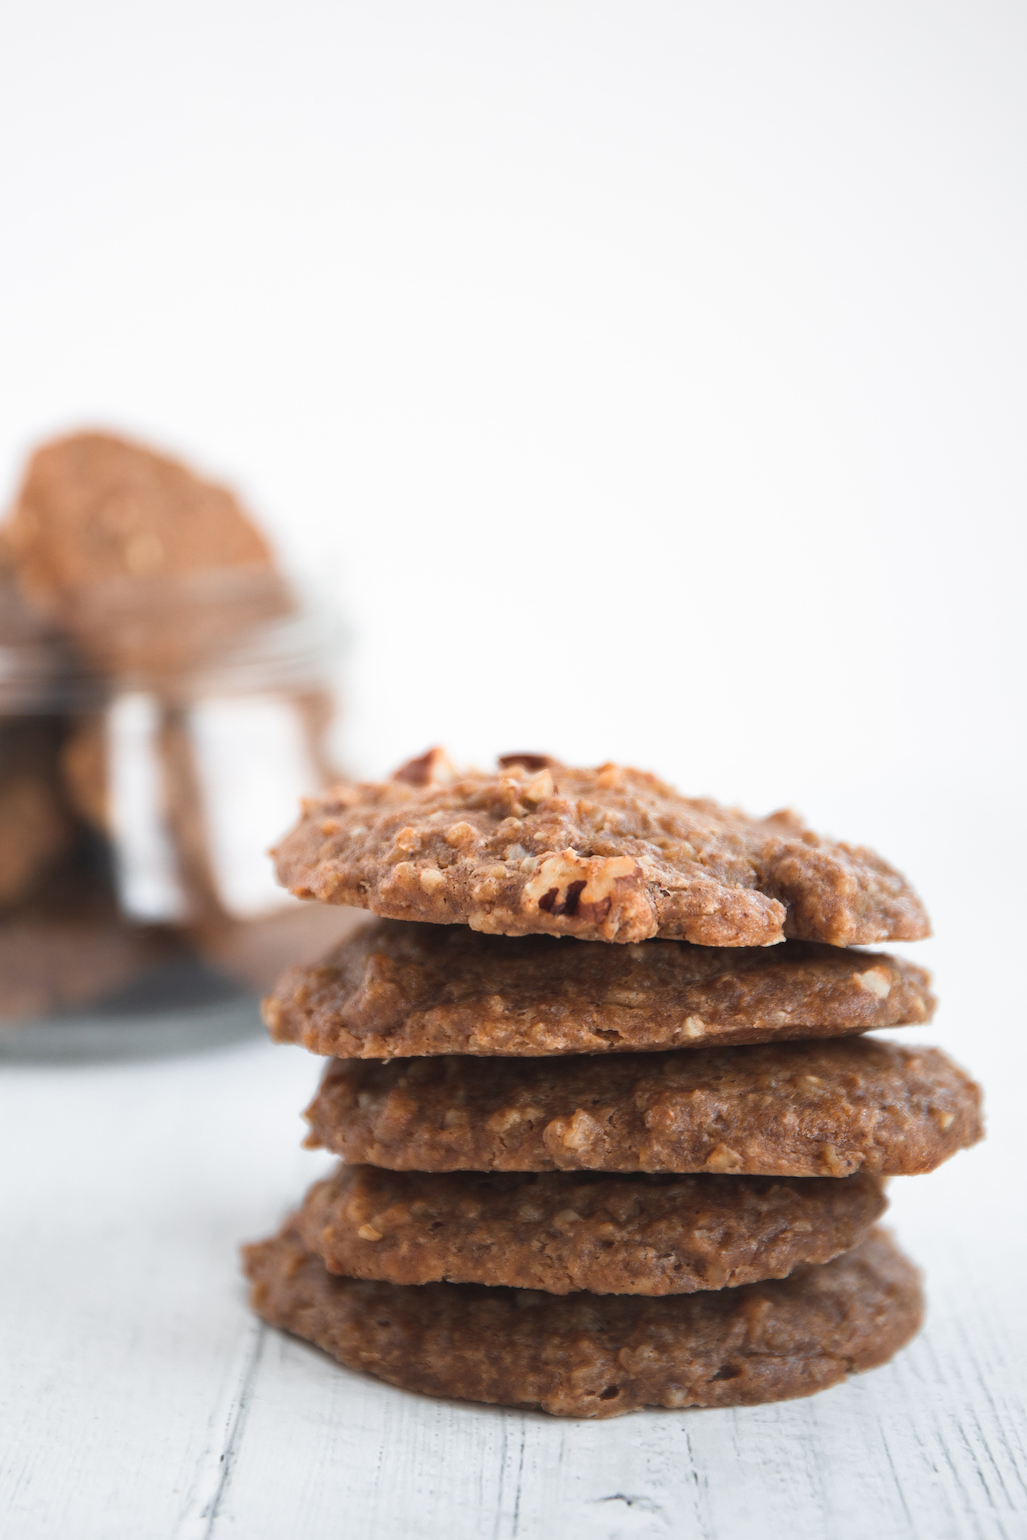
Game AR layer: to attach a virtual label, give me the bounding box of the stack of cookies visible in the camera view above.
[244,750,983,1418]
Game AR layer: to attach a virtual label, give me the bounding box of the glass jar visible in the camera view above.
[0,565,354,1058]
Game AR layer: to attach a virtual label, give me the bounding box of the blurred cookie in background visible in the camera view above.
[0,717,78,910]
[0,430,347,1047]
[5,431,294,679]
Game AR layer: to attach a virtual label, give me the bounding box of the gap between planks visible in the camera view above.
[171,1318,266,1540]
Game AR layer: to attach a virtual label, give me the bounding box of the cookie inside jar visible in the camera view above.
[0,431,354,1052]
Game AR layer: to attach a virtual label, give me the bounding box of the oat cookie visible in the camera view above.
[264,918,934,1058]
[0,719,77,908]
[243,1225,922,1417]
[3,432,292,676]
[273,752,930,947]
[0,915,179,1021]
[60,715,109,832]
[297,1164,887,1295]
[305,1037,982,1178]
[6,432,274,601]
[0,533,65,649]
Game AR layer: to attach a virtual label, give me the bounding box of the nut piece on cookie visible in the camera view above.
[392,747,457,787]
[497,753,562,773]
[272,751,931,947]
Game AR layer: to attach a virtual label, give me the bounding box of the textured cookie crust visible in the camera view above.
[272,753,930,948]
[5,432,274,600]
[3,433,291,677]
[243,1225,923,1417]
[305,1038,983,1178]
[265,918,935,1058]
[297,1164,887,1295]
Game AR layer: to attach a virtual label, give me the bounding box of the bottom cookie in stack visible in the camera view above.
[244,1218,921,1418]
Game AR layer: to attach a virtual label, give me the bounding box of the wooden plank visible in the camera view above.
[0,1035,329,1540]
[2,858,1026,1540]
[208,1211,1027,1540]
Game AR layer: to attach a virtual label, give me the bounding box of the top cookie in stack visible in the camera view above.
[266,746,936,1062]
[245,750,982,1419]
[272,748,930,949]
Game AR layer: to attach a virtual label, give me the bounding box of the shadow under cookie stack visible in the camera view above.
[245,750,983,1418]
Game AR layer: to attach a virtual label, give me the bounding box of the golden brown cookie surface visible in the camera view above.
[297,1164,887,1294]
[6,432,273,599]
[305,1037,983,1178]
[243,1224,923,1417]
[3,432,291,676]
[264,918,935,1057]
[274,754,930,947]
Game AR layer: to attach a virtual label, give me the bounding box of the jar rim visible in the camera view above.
[0,569,346,711]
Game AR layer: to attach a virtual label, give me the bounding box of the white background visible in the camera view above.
[1,0,1024,807]
[1,5,1025,1538]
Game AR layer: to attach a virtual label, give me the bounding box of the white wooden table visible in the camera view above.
[2,922,1025,1540]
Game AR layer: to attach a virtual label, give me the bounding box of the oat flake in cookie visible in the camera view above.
[305,1037,983,1178]
[272,750,930,947]
[296,1165,888,1295]
[243,1225,923,1418]
[264,918,935,1058]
